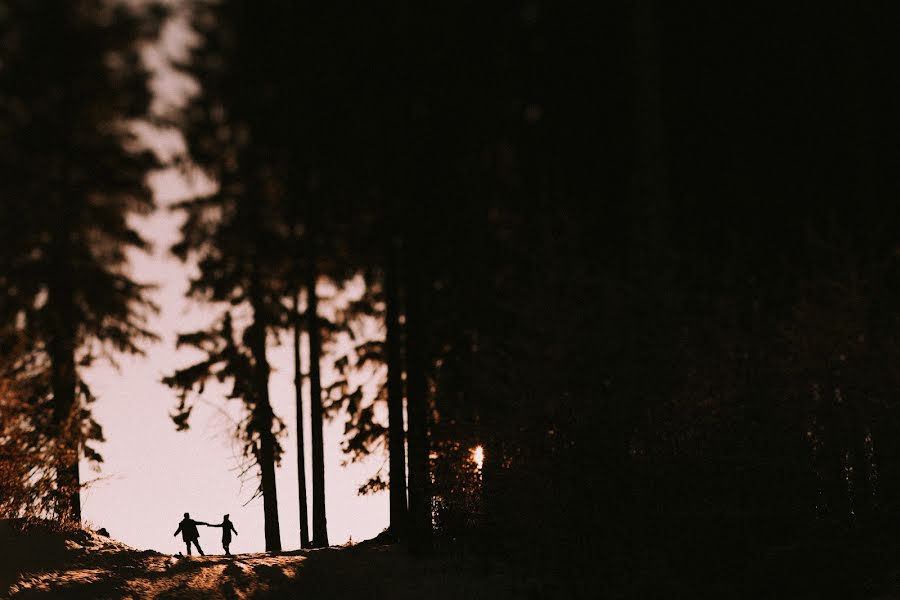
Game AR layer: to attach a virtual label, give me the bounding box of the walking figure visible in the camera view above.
[174,512,208,556]
[210,514,239,555]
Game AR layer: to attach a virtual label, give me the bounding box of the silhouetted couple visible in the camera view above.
[174,512,238,556]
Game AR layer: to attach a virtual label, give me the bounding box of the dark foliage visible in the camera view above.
[0,0,163,524]
[247,1,900,594]
[6,0,900,596]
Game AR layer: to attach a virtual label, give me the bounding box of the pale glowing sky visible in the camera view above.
[74,6,389,554]
[79,169,388,554]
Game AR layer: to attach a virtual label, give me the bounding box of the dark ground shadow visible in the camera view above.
[251,544,576,600]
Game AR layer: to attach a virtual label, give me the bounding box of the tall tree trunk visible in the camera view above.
[405,239,432,555]
[306,237,329,547]
[49,327,80,524]
[247,286,282,552]
[847,4,876,520]
[631,1,669,517]
[385,235,408,538]
[293,290,310,548]
[49,222,80,524]
[631,0,668,250]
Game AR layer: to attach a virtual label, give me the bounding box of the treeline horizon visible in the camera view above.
[4,1,900,596]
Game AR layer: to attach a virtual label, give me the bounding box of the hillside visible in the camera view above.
[0,523,563,599]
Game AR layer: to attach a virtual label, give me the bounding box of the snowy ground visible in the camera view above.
[1,524,560,599]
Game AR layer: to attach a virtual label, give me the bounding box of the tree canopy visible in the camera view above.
[0,0,163,522]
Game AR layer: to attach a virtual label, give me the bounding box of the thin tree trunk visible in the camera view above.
[307,238,329,547]
[405,240,432,555]
[293,290,310,548]
[247,288,282,552]
[385,235,408,538]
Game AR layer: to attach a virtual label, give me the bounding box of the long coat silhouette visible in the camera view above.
[173,512,208,556]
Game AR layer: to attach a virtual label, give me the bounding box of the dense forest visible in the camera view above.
[3,1,900,597]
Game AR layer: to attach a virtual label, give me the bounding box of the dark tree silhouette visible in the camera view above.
[404,235,432,556]
[163,312,287,552]
[11,1,893,595]
[165,190,286,552]
[0,0,162,524]
[291,290,310,549]
[384,235,408,538]
[171,0,294,552]
[305,229,329,548]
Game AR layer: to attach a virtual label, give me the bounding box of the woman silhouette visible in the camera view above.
[209,514,239,555]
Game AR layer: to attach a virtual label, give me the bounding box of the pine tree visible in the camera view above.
[172,0,296,551]
[166,190,286,551]
[0,0,162,523]
[163,311,286,553]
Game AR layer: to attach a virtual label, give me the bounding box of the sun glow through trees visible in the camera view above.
[471,445,484,470]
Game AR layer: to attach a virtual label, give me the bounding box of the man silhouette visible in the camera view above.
[173,512,208,556]
[209,514,239,555]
